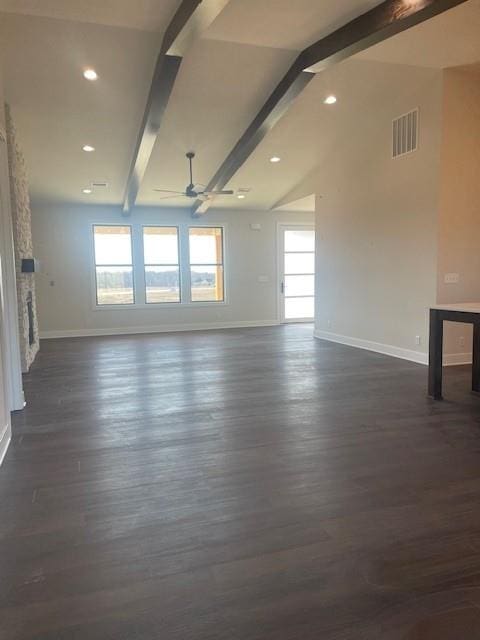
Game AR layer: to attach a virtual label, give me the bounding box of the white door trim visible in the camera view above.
[0,423,11,467]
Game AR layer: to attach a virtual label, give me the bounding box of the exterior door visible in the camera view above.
[279,225,315,323]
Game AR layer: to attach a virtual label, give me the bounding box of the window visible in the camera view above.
[143,227,180,304]
[93,225,134,305]
[92,224,226,307]
[189,227,224,302]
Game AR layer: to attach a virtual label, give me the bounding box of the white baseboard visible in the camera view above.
[314,329,428,365]
[444,352,472,366]
[314,330,476,367]
[40,319,280,340]
[0,423,11,467]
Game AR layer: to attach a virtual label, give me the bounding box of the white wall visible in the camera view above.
[313,60,443,363]
[31,203,313,337]
[437,68,480,363]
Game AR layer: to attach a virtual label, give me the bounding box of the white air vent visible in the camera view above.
[392,109,418,158]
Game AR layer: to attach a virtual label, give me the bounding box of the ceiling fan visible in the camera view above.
[153,152,234,201]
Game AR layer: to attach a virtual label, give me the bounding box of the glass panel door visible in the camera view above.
[279,226,315,322]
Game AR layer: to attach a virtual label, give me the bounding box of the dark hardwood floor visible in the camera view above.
[2,324,480,639]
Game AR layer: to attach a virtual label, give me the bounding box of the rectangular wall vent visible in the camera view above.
[392,109,418,158]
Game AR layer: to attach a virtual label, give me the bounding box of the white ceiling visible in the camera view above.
[359,0,480,68]
[0,12,160,205]
[0,0,479,211]
[204,0,381,51]
[139,39,296,206]
[0,0,180,32]
[274,194,316,212]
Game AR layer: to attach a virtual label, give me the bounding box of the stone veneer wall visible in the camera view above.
[5,104,39,372]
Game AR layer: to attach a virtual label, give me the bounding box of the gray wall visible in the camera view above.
[31,203,313,336]
[313,61,443,362]
[437,68,480,362]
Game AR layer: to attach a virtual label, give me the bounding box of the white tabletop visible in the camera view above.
[431,302,480,313]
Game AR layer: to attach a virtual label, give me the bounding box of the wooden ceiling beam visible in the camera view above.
[192,64,313,215]
[123,0,230,214]
[192,0,468,216]
[299,0,469,72]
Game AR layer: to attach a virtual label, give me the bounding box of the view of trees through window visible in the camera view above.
[189,227,224,302]
[93,225,225,306]
[143,227,180,303]
[94,226,134,305]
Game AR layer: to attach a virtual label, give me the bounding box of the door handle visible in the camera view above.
[280,281,284,294]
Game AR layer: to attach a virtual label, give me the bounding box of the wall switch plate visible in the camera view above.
[250,223,261,230]
[444,272,460,284]
[258,275,269,283]
[415,335,421,346]
[460,336,466,348]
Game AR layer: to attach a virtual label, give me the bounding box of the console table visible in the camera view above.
[428,303,480,400]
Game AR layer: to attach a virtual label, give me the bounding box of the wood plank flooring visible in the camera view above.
[2,324,480,639]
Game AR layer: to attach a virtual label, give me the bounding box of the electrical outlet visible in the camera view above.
[444,272,460,284]
[460,336,465,348]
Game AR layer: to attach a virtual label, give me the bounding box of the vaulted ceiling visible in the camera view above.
[0,0,479,212]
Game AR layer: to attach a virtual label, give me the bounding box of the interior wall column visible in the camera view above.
[0,112,25,411]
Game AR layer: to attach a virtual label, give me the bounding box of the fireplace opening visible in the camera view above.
[27,291,34,346]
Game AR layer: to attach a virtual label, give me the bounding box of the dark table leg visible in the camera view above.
[428,309,444,400]
[473,322,480,393]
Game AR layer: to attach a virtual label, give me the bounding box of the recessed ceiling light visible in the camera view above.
[270,156,281,163]
[82,187,93,194]
[83,68,98,81]
[324,95,337,105]
[237,194,246,199]
[82,145,95,152]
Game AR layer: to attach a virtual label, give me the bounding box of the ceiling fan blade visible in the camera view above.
[155,194,187,200]
[202,190,234,196]
[153,189,186,195]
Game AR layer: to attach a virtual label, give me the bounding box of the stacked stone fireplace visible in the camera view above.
[5,104,39,372]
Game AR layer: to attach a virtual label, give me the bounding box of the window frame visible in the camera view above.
[188,226,226,304]
[92,224,136,308]
[142,225,182,305]
[91,222,228,310]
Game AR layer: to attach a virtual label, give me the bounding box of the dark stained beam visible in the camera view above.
[123,55,181,213]
[193,65,314,216]
[299,0,469,72]
[192,0,468,216]
[123,0,230,214]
